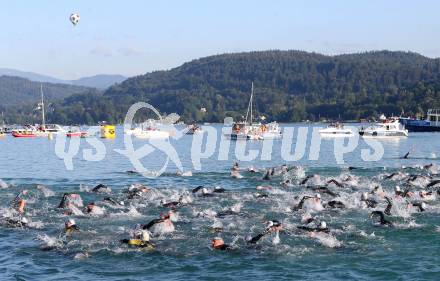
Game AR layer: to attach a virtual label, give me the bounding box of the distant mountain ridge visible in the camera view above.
[0,68,126,89]
[0,76,97,107]
[3,50,440,125]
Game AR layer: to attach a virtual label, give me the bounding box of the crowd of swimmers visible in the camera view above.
[2,161,439,253]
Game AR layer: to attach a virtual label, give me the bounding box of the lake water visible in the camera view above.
[0,123,439,280]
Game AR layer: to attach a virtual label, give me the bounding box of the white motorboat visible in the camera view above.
[319,123,354,137]
[259,122,282,139]
[127,120,170,139]
[359,118,408,138]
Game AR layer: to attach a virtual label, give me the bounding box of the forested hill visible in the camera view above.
[102,50,440,122]
[7,50,440,124]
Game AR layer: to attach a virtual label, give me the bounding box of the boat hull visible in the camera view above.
[67,132,88,138]
[399,118,440,132]
[12,132,36,138]
[359,131,408,138]
[134,131,170,139]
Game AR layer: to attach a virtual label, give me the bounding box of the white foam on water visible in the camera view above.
[0,179,8,189]
[272,230,280,245]
[37,234,63,249]
[74,252,90,260]
[230,202,242,213]
[36,185,55,197]
[312,232,342,248]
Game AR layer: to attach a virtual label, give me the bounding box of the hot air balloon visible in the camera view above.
[70,13,80,26]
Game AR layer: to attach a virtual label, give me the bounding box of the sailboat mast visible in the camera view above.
[40,84,46,129]
[250,82,253,126]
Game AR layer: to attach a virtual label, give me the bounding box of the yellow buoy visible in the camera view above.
[100,125,116,139]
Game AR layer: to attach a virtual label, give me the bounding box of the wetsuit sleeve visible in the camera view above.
[143,219,164,229]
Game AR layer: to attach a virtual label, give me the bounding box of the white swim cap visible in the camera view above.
[421,202,426,209]
[202,188,209,194]
[141,230,150,242]
[68,218,76,226]
[395,186,401,192]
[267,221,274,227]
[315,193,321,199]
[21,217,28,224]
[361,192,368,200]
[319,221,327,229]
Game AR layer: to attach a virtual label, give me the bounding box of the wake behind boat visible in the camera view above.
[359,118,408,138]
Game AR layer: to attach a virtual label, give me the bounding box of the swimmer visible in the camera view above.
[200,188,215,197]
[300,175,315,185]
[85,202,104,215]
[126,184,150,199]
[297,221,330,233]
[411,202,426,212]
[255,192,269,199]
[326,179,344,188]
[293,194,321,211]
[16,199,26,214]
[384,197,393,215]
[57,193,83,209]
[162,196,185,208]
[247,166,258,173]
[103,197,125,206]
[301,213,316,224]
[143,212,175,234]
[385,172,400,180]
[215,209,247,218]
[213,186,226,193]
[6,217,28,228]
[230,169,243,179]
[394,186,404,197]
[419,190,435,201]
[12,190,28,213]
[247,220,282,244]
[64,219,80,235]
[211,237,231,250]
[426,179,440,188]
[121,228,154,249]
[263,169,273,180]
[232,162,239,171]
[92,184,111,193]
[369,211,393,227]
[401,151,410,159]
[308,186,339,197]
[12,190,28,206]
[361,192,378,208]
[325,200,346,209]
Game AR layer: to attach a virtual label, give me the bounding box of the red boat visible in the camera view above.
[12,131,37,138]
[66,131,88,138]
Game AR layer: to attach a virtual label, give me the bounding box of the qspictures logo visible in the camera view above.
[54,102,384,177]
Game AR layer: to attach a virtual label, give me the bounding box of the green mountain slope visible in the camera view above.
[5,50,440,124]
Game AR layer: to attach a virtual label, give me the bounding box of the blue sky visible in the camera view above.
[0,0,439,79]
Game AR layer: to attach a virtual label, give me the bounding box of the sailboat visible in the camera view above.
[224,83,282,140]
[12,85,66,138]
